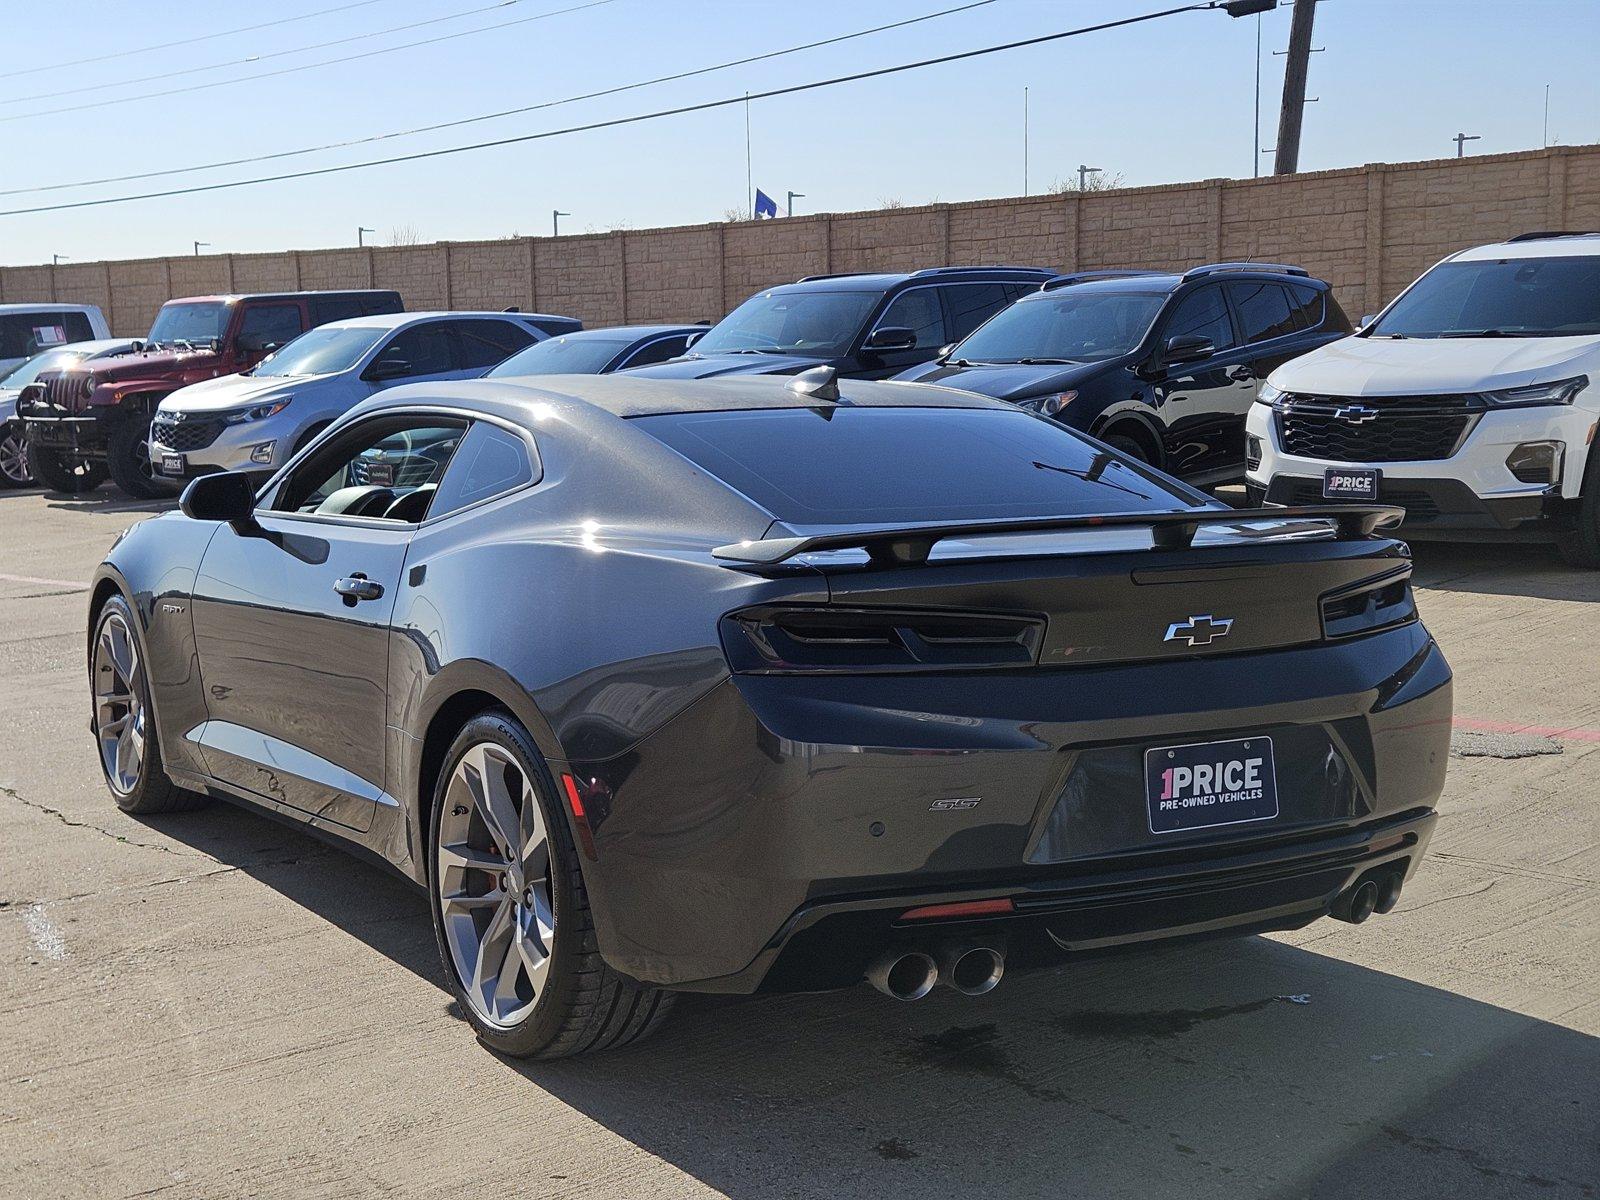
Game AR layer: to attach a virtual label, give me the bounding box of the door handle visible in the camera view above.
[334,575,384,603]
[1228,366,1255,382]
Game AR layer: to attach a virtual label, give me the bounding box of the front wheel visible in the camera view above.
[0,423,33,487]
[26,441,105,493]
[1102,431,1151,464]
[107,416,178,499]
[428,712,672,1058]
[1556,449,1600,569]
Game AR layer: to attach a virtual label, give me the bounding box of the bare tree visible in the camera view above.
[721,206,753,223]
[878,196,906,209]
[1050,171,1126,194]
[386,224,424,246]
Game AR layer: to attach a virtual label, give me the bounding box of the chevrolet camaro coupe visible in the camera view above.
[88,370,1452,1058]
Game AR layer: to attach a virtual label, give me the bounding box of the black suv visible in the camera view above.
[898,263,1351,487]
[626,266,1056,381]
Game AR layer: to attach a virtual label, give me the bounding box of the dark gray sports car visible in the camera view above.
[88,370,1452,1058]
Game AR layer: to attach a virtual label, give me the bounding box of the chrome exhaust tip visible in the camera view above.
[865,949,938,1001]
[936,945,1005,996]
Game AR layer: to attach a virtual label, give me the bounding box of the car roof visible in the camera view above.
[770,266,1056,294]
[312,311,558,331]
[0,303,102,314]
[1029,274,1183,297]
[1454,232,1600,261]
[370,373,1011,424]
[551,324,705,340]
[162,290,400,305]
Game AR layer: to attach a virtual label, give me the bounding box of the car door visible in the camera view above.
[449,318,537,375]
[362,320,476,393]
[1150,284,1253,481]
[858,287,947,378]
[234,302,307,370]
[616,332,693,370]
[188,412,468,831]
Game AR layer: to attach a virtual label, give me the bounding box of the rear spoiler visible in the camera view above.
[712,505,1405,569]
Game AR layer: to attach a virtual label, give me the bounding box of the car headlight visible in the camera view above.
[220,398,291,425]
[81,374,96,399]
[1483,376,1588,408]
[1256,381,1284,407]
[1025,391,1077,417]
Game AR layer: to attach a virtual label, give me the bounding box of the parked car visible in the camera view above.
[1247,231,1600,567]
[18,290,405,497]
[488,325,706,378]
[148,311,580,483]
[897,263,1351,487]
[0,338,141,487]
[89,370,1449,1059]
[0,303,110,377]
[626,267,1055,381]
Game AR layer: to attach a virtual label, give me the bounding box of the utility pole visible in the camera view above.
[1453,132,1481,157]
[786,191,805,217]
[1253,14,1262,177]
[552,210,570,237]
[1543,83,1551,146]
[193,241,210,256]
[1078,164,1102,191]
[1272,0,1316,175]
[357,226,375,247]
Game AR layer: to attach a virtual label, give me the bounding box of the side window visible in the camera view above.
[1227,281,1297,344]
[60,312,94,342]
[310,297,365,326]
[268,415,468,521]
[360,293,404,316]
[1285,283,1324,331]
[452,319,536,370]
[874,289,944,351]
[943,283,1013,341]
[621,334,691,369]
[238,304,304,351]
[1162,286,1236,353]
[428,421,538,518]
[371,323,454,378]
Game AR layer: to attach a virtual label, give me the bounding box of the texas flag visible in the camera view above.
[753,188,779,219]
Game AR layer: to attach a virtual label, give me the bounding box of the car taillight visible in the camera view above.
[720,606,1045,674]
[1320,570,1416,640]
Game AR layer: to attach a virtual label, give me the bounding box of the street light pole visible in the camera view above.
[1078,164,1101,192]
[786,191,805,218]
[52,254,68,265]
[1453,132,1481,157]
[1023,86,1029,195]
[552,210,570,237]
[358,226,375,247]
[193,241,210,257]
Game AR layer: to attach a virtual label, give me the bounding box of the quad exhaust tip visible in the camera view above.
[937,945,1005,996]
[866,949,938,1001]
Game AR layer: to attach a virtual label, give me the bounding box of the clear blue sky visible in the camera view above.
[2,0,1596,264]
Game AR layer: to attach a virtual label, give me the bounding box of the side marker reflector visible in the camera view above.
[900,898,1015,921]
[561,773,599,861]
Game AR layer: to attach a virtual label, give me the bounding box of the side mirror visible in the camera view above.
[180,470,258,529]
[1163,334,1215,364]
[1359,314,1377,328]
[366,357,412,381]
[937,343,957,359]
[865,326,917,352]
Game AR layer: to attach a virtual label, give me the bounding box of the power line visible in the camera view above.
[8,0,387,79]
[3,0,555,107]
[0,1,1217,218]
[0,0,617,124]
[0,0,999,197]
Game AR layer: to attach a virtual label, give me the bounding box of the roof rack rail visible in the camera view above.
[1042,269,1166,291]
[907,265,1058,279]
[1505,230,1600,243]
[795,271,877,282]
[1182,261,1311,279]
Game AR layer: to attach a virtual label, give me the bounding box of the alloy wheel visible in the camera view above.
[0,428,31,485]
[436,742,556,1029]
[93,611,146,794]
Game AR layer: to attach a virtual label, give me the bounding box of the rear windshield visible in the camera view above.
[489,334,631,377]
[635,406,1187,526]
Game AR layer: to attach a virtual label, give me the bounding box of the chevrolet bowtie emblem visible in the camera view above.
[1332,404,1380,424]
[1164,615,1234,647]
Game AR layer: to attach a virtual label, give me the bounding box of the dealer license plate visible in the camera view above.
[1145,737,1279,835]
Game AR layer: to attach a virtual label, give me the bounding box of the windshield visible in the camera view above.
[1372,255,1600,338]
[691,290,880,358]
[950,291,1167,364]
[488,334,631,377]
[253,325,384,377]
[146,301,230,348]
[0,347,86,387]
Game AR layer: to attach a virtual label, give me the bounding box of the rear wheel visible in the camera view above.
[90,595,208,815]
[1556,449,1600,569]
[428,712,672,1058]
[26,442,105,493]
[1102,429,1151,464]
[0,424,32,487]
[107,415,177,499]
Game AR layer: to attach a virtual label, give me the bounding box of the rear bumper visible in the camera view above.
[570,622,1453,992]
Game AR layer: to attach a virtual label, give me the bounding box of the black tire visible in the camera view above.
[106,415,178,499]
[292,421,331,457]
[0,423,32,488]
[90,595,208,815]
[1555,448,1600,569]
[428,711,673,1059]
[1102,430,1151,464]
[26,441,105,494]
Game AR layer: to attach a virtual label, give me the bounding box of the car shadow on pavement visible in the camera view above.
[144,798,1598,1200]
[40,491,179,514]
[1407,539,1599,603]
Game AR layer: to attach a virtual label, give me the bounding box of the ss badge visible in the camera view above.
[929,797,981,812]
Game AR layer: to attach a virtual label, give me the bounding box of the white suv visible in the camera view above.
[1246,231,1600,566]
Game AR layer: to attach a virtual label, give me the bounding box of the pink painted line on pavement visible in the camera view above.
[0,571,86,590]
[1455,716,1600,744]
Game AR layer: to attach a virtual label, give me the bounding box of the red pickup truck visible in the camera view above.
[19,289,402,496]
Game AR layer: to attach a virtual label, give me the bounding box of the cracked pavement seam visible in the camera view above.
[0,781,205,859]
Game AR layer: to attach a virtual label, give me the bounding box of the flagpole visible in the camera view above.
[744,92,752,219]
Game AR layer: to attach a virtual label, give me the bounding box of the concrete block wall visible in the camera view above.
[3,144,1595,337]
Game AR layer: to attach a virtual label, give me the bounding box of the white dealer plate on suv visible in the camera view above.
[1324,467,1380,500]
[1145,737,1279,835]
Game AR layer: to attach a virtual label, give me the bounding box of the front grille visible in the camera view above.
[1279,479,1442,521]
[1277,393,1481,463]
[46,372,85,411]
[151,415,223,452]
